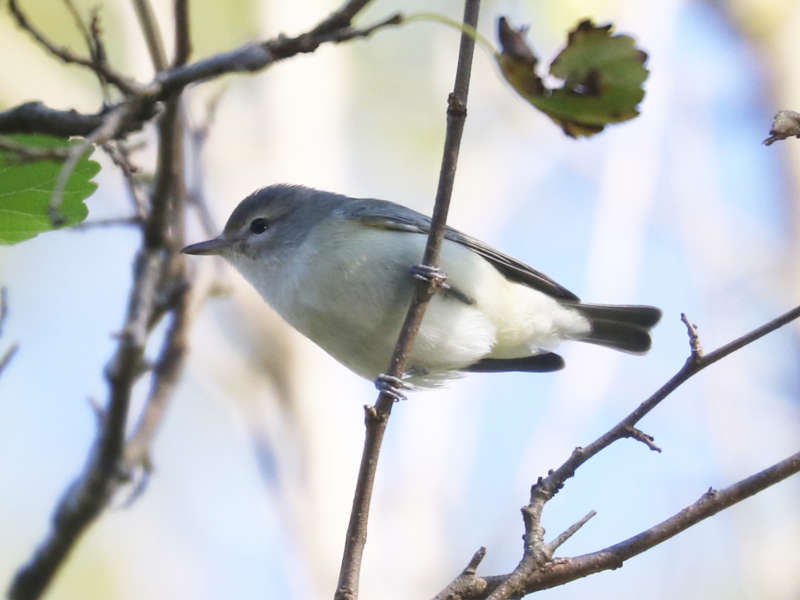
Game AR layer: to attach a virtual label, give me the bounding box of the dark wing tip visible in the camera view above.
[463,353,565,373]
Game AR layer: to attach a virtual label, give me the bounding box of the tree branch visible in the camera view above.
[334,3,481,600]
[132,0,168,72]
[0,102,140,137]
[481,451,800,598]
[0,6,402,138]
[172,0,191,67]
[8,0,142,95]
[0,287,19,378]
[9,0,395,592]
[7,13,190,600]
[435,304,800,599]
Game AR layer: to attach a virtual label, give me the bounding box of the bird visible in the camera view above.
[182,184,661,388]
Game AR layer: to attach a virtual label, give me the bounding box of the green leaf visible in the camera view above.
[0,134,100,244]
[496,18,648,138]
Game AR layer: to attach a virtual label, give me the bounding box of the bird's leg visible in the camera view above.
[410,264,449,290]
[374,373,412,401]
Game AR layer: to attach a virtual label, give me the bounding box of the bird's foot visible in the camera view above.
[374,373,412,401]
[410,264,448,289]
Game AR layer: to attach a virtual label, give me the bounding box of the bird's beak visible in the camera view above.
[181,236,231,255]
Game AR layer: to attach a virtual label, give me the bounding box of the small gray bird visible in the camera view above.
[182,185,661,387]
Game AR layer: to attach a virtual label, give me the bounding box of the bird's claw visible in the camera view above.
[410,264,448,289]
[375,373,411,401]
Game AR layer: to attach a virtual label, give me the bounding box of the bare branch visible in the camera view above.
[172,0,191,66]
[311,0,373,35]
[0,7,402,140]
[8,0,141,95]
[432,547,488,600]
[335,3,481,599]
[155,13,402,97]
[680,312,703,359]
[124,277,191,468]
[0,136,72,161]
[622,425,661,452]
[68,216,143,231]
[436,304,800,599]
[483,451,800,598]
[536,303,800,501]
[49,102,140,225]
[8,32,190,600]
[546,511,596,554]
[0,342,18,377]
[0,102,140,137]
[61,1,113,99]
[131,0,168,72]
[0,287,19,377]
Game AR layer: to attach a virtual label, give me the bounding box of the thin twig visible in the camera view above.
[680,312,702,359]
[0,288,19,377]
[49,102,138,224]
[0,9,403,138]
[60,0,110,99]
[623,425,661,452]
[131,0,168,72]
[541,304,800,501]
[0,136,72,161]
[479,451,800,598]
[311,0,373,35]
[8,0,141,95]
[0,343,19,378]
[124,276,191,469]
[172,0,191,66]
[334,3,481,600]
[68,216,143,230]
[439,305,800,599]
[546,511,596,554]
[432,547,488,600]
[187,89,227,237]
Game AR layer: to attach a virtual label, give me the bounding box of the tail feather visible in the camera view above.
[566,303,662,354]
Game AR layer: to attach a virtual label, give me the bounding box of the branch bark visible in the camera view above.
[334,3,481,599]
[476,451,800,599]
[6,1,403,598]
[433,304,800,599]
[0,3,402,138]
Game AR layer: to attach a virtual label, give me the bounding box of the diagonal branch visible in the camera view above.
[528,304,800,516]
[436,304,800,599]
[0,287,19,378]
[334,3,481,600]
[480,450,800,598]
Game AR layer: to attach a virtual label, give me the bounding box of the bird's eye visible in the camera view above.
[249,218,269,234]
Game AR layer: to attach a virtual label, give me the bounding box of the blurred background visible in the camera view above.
[1,0,798,598]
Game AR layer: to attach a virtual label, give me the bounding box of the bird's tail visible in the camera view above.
[564,303,662,353]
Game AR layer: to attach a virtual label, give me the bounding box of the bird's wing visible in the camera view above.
[344,199,579,301]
